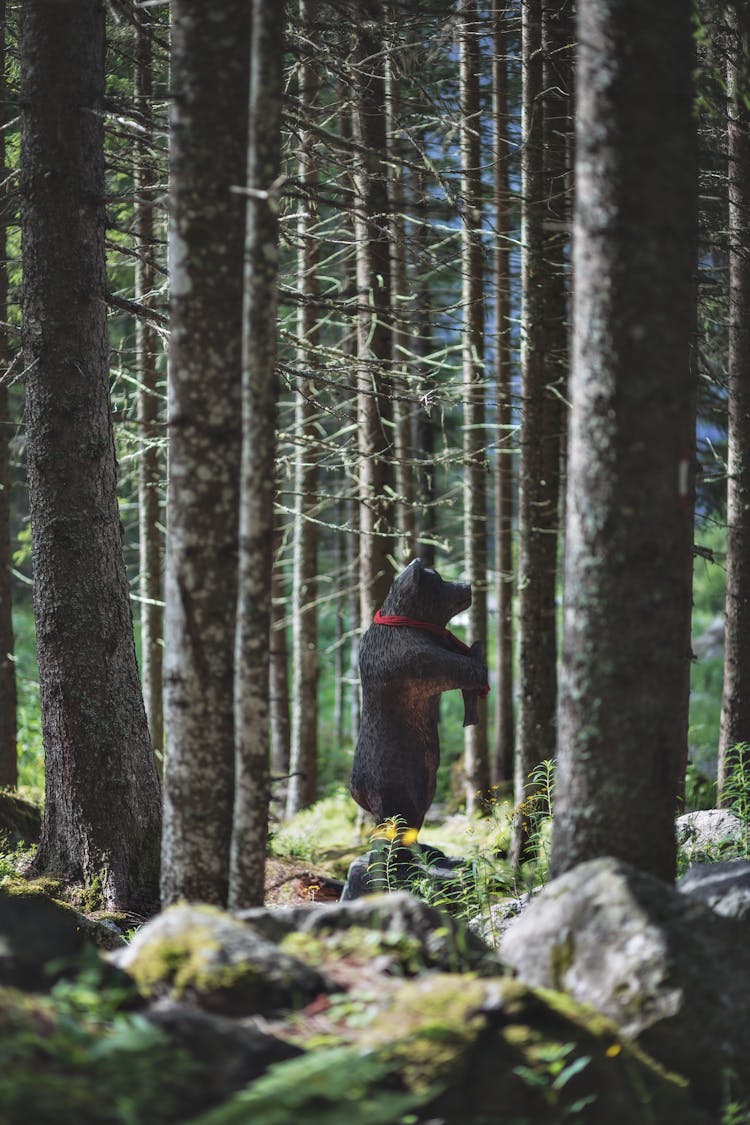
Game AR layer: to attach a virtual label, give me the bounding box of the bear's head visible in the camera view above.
[379,558,471,627]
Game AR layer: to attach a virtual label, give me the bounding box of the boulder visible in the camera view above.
[676,809,746,863]
[145,999,301,1111]
[0,884,126,990]
[0,791,41,847]
[238,890,500,976]
[204,975,709,1125]
[111,902,332,1016]
[678,859,750,922]
[500,856,750,1106]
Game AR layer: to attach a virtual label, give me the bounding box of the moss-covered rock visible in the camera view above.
[501,856,750,1107]
[0,883,126,989]
[112,903,333,1016]
[0,981,193,1123]
[239,891,501,976]
[0,790,41,848]
[190,975,710,1125]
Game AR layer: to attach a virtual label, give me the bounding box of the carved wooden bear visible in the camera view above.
[350,558,489,832]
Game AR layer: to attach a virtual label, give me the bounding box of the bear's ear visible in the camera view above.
[396,558,422,597]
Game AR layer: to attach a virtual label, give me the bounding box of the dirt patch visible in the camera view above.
[264,857,344,905]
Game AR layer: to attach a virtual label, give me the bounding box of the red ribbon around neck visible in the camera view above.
[373,610,490,695]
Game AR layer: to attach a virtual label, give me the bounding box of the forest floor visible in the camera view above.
[263,855,345,905]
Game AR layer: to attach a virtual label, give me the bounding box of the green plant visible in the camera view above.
[0,960,194,1124]
[722,743,750,847]
[512,1040,596,1119]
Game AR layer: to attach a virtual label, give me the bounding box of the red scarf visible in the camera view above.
[373,610,490,696]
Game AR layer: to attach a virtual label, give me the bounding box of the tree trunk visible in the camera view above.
[0,0,17,790]
[287,0,320,816]
[270,521,291,800]
[161,0,249,906]
[412,168,438,569]
[550,0,696,883]
[386,11,418,564]
[459,0,490,813]
[134,12,164,767]
[491,1,514,787]
[719,0,750,798]
[511,0,557,865]
[352,1,395,623]
[20,0,161,911]
[229,0,285,909]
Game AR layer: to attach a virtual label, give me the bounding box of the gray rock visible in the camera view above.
[239,890,499,975]
[678,859,750,921]
[111,903,332,1016]
[676,809,746,862]
[500,856,750,1106]
[469,886,541,947]
[145,999,301,1111]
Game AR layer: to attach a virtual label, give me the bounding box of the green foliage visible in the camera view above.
[722,743,750,853]
[269,788,362,866]
[191,1045,436,1125]
[512,1040,597,1119]
[0,963,194,1124]
[13,605,44,799]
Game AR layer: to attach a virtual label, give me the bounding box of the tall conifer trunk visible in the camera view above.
[229,0,285,909]
[352,0,395,623]
[491,2,514,787]
[21,0,161,910]
[550,0,696,882]
[719,1,750,796]
[134,12,164,766]
[287,0,320,816]
[161,0,250,906]
[0,0,17,789]
[460,0,490,812]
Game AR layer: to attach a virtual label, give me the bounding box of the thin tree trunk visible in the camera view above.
[162,1,249,906]
[386,11,417,563]
[719,0,750,799]
[287,0,320,816]
[134,12,164,767]
[550,0,696,883]
[21,0,161,911]
[352,1,395,623]
[459,0,490,814]
[413,168,438,569]
[229,0,285,909]
[491,1,514,787]
[270,521,291,798]
[511,0,556,866]
[0,0,17,790]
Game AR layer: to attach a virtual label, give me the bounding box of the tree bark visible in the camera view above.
[270,521,291,798]
[20,0,161,911]
[352,0,395,623]
[134,12,164,767]
[719,0,750,797]
[386,11,418,564]
[491,1,514,787]
[161,0,249,906]
[0,0,17,790]
[229,0,285,909]
[511,0,556,865]
[459,0,490,813]
[287,0,320,816]
[550,0,696,882]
